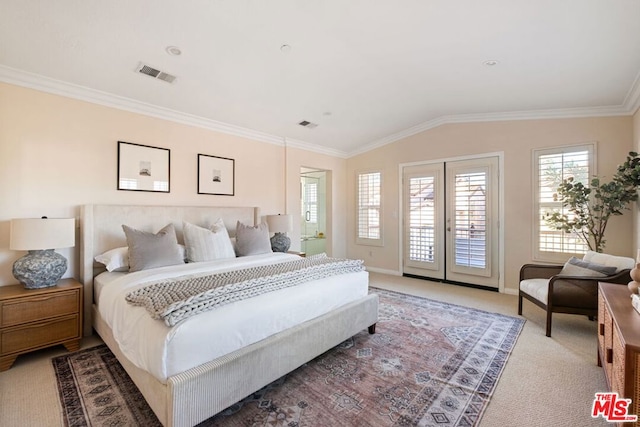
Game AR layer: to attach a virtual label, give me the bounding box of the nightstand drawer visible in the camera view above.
[1,314,80,354]
[0,289,79,327]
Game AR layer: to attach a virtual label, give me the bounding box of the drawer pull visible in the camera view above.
[27,295,60,302]
[599,323,605,336]
[23,319,66,328]
[8,295,63,304]
[606,348,613,364]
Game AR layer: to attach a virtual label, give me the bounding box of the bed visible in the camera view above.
[80,204,378,427]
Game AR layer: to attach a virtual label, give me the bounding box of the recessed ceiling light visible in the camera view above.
[280,44,292,53]
[483,60,499,66]
[166,46,182,56]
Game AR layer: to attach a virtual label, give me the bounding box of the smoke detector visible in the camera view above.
[135,62,177,83]
[298,120,318,129]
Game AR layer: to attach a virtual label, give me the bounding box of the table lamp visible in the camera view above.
[10,217,76,289]
[266,214,293,252]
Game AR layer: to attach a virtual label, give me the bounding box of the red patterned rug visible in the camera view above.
[53,288,524,426]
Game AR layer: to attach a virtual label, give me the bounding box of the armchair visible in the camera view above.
[518,251,633,337]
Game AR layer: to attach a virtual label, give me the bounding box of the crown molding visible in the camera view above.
[283,137,348,158]
[0,65,351,157]
[623,69,640,115]
[348,103,634,158]
[1,64,636,161]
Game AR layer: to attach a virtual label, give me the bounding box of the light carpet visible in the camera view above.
[52,288,524,426]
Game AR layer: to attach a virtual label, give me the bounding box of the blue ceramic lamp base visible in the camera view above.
[12,249,67,289]
[270,232,291,252]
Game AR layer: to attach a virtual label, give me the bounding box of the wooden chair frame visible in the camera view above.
[518,263,631,337]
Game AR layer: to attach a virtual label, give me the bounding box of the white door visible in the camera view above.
[403,156,500,288]
[403,163,445,279]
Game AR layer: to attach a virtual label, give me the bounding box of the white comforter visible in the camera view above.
[96,252,369,383]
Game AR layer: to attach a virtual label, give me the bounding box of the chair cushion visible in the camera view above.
[520,279,549,304]
[583,251,634,272]
[520,277,598,309]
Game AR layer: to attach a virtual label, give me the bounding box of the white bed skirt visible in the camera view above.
[93,293,379,427]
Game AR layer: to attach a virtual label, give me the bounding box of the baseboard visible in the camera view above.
[365,266,402,276]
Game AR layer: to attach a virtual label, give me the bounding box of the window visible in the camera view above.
[357,171,382,245]
[533,144,595,260]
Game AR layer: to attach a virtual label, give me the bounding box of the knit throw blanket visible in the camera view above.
[125,254,365,326]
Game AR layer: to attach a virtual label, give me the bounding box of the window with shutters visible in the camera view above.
[357,171,383,245]
[533,144,595,261]
[301,180,318,224]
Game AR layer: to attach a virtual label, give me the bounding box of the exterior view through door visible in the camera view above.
[403,156,501,289]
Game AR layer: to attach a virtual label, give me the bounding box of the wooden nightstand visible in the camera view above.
[287,251,306,257]
[0,278,83,371]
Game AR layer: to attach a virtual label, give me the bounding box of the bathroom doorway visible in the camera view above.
[300,168,327,256]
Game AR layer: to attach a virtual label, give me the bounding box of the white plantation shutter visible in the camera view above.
[408,176,435,262]
[302,180,318,224]
[453,172,487,269]
[357,171,382,245]
[534,144,594,260]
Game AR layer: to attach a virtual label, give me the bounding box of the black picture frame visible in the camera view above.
[117,141,170,193]
[197,154,235,196]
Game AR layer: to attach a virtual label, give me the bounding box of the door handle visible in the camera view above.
[305,211,311,221]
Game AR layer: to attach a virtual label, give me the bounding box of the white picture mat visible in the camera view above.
[118,141,170,192]
[198,154,234,195]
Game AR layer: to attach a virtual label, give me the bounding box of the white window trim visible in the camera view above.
[356,170,383,247]
[532,142,597,263]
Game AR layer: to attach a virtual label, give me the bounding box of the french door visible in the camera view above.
[403,156,500,289]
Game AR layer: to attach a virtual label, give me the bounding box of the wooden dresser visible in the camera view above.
[0,278,83,371]
[598,282,640,426]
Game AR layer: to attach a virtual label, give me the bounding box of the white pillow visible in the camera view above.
[183,219,236,262]
[95,247,129,272]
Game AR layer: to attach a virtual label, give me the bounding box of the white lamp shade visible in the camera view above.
[266,214,293,233]
[10,218,76,250]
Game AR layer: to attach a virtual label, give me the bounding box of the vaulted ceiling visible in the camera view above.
[1,1,639,157]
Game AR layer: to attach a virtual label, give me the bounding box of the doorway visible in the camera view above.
[300,168,327,256]
[402,156,501,289]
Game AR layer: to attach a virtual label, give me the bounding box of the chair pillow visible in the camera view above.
[558,256,617,277]
[122,223,184,272]
[183,219,236,262]
[582,251,635,272]
[235,221,272,256]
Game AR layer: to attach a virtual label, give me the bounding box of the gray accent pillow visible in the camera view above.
[558,256,617,277]
[235,221,272,256]
[183,219,236,262]
[122,223,184,272]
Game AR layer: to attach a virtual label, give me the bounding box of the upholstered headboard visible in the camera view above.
[79,204,260,336]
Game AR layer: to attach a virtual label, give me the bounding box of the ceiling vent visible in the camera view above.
[298,120,318,129]
[135,63,176,84]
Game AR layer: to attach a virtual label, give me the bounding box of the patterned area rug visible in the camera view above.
[52,288,524,426]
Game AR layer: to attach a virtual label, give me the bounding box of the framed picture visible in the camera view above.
[198,154,235,196]
[117,141,170,192]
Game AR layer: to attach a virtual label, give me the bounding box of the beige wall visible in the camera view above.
[0,83,347,286]
[346,117,635,294]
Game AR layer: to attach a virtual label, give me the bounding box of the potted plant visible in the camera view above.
[545,152,640,253]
